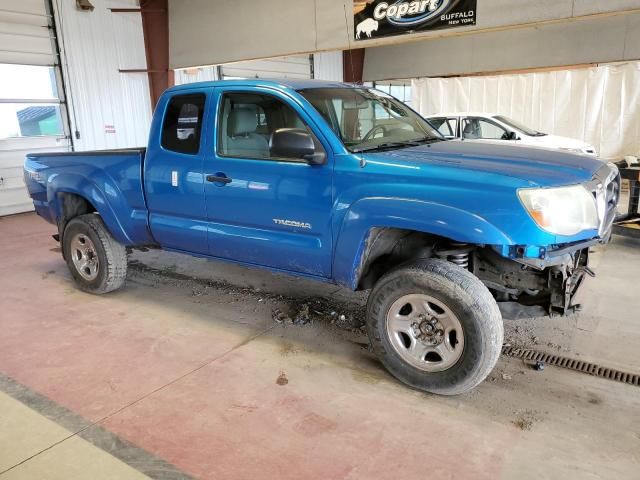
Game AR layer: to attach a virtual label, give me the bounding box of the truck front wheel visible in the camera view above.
[366,259,503,395]
[62,214,128,294]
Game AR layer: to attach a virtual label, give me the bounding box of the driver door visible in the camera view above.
[203,87,334,277]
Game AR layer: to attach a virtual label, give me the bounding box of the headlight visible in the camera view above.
[518,185,598,236]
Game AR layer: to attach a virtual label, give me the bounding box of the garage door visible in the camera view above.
[0,0,70,216]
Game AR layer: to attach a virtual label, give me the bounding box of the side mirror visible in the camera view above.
[270,128,325,164]
[506,131,519,140]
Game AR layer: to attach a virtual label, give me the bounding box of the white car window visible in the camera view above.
[429,117,457,137]
[462,117,509,140]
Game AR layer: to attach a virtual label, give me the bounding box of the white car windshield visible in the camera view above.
[493,115,545,137]
[299,88,443,152]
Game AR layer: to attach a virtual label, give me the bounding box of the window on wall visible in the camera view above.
[161,94,206,154]
[0,64,65,139]
[373,81,412,107]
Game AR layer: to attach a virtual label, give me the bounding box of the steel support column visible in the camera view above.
[343,49,365,84]
[140,0,173,108]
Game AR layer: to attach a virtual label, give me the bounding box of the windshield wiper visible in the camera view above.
[351,137,443,153]
[410,136,445,144]
[351,142,409,153]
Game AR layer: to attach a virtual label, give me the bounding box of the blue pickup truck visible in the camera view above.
[24,79,619,395]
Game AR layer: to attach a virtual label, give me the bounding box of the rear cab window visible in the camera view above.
[161,93,206,154]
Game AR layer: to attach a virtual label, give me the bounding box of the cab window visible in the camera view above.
[161,94,205,154]
[218,92,314,161]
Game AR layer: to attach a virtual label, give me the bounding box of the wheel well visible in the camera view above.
[355,228,474,290]
[56,192,97,239]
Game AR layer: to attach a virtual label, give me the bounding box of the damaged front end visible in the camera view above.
[467,162,620,315]
[360,231,605,316]
[469,245,594,316]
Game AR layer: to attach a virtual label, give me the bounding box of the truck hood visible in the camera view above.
[364,139,603,187]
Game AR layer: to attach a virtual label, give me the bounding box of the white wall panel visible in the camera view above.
[222,56,312,80]
[175,55,313,86]
[53,0,152,151]
[313,51,343,82]
[174,66,219,85]
[412,62,640,159]
[111,8,147,70]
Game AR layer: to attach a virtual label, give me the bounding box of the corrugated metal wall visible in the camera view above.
[174,66,219,85]
[53,0,152,151]
[222,55,312,79]
[175,52,343,85]
[175,55,313,85]
[313,52,343,82]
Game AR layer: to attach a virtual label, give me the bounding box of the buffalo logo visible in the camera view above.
[373,0,450,27]
[356,18,379,39]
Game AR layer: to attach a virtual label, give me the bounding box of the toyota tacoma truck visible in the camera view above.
[23,79,620,395]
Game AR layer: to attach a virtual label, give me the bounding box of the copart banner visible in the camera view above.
[354,0,477,40]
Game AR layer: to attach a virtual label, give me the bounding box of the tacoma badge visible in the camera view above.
[273,219,312,229]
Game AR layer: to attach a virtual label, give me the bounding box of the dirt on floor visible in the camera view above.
[127,253,640,452]
[125,253,633,434]
[129,259,367,333]
[129,257,573,356]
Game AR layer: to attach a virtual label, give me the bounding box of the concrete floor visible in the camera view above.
[1,212,639,479]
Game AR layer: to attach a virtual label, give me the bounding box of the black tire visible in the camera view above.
[62,214,128,294]
[366,258,503,395]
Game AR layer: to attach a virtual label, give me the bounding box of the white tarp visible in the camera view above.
[411,62,640,160]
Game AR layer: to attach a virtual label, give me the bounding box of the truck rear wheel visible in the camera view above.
[366,258,503,395]
[62,214,127,294]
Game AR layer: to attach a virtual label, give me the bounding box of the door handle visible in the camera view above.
[206,174,232,184]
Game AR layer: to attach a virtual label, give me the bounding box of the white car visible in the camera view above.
[426,112,597,156]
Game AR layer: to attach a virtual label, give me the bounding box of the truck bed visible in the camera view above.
[24,147,151,246]
[26,148,146,158]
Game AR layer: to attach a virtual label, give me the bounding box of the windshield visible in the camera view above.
[298,88,443,152]
[493,115,545,136]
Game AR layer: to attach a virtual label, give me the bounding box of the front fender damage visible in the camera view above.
[473,246,593,315]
